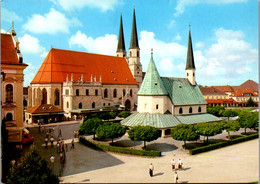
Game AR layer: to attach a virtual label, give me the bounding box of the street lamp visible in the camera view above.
[50,156,55,172]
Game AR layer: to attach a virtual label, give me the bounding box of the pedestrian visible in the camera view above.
[71,139,75,149]
[59,152,63,162]
[46,131,49,138]
[52,126,55,133]
[149,163,154,177]
[50,136,54,146]
[45,137,48,148]
[173,171,178,183]
[171,158,176,171]
[58,128,62,138]
[38,123,41,132]
[66,144,68,152]
[57,142,60,154]
[178,158,183,170]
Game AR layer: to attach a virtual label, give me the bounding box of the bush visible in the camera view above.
[79,136,161,157]
[117,111,131,118]
[189,133,259,155]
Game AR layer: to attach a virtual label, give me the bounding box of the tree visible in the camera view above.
[222,120,240,139]
[247,97,256,107]
[7,145,59,184]
[100,112,116,120]
[117,111,131,118]
[171,124,199,148]
[207,106,225,117]
[195,122,223,143]
[96,122,126,143]
[237,111,258,134]
[128,125,160,149]
[79,118,103,139]
[222,109,238,121]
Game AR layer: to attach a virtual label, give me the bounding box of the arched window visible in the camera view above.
[76,89,79,96]
[113,89,117,98]
[179,107,183,114]
[54,89,60,105]
[33,88,36,105]
[130,51,132,57]
[104,89,108,98]
[137,51,139,57]
[67,101,69,108]
[23,98,27,107]
[156,104,159,110]
[198,106,201,112]
[189,107,192,113]
[123,89,126,96]
[6,113,13,121]
[79,102,82,109]
[42,88,47,104]
[6,84,13,103]
[92,102,95,108]
[130,89,133,97]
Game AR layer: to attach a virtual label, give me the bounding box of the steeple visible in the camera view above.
[129,8,139,49]
[116,12,126,57]
[185,25,195,70]
[185,25,196,85]
[138,49,167,95]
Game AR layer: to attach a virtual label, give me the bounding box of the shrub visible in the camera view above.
[189,133,259,155]
[79,136,161,157]
[117,111,131,118]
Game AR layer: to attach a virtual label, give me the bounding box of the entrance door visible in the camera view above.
[125,100,131,111]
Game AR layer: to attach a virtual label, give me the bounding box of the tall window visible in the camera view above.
[130,51,132,57]
[104,89,108,98]
[6,84,13,103]
[137,51,139,57]
[86,89,89,96]
[198,106,201,112]
[6,113,13,121]
[42,88,47,104]
[123,89,126,96]
[130,89,133,97]
[92,102,95,108]
[113,89,117,98]
[65,89,69,95]
[79,102,82,109]
[156,104,159,110]
[67,101,69,108]
[76,89,79,96]
[54,89,60,105]
[189,107,192,113]
[95,89,98,96]
[179,107,183,114]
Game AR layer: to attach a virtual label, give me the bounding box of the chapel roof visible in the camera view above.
[26,104,64,114]
[31,48,137,85]
[116,13,126,53]
[1,33,19,64]
[185,27,195,70]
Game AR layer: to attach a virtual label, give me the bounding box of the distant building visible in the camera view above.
[121,27,221,137]
[1,28,28,142]
[230,89,258,107]
[27,9,143,119]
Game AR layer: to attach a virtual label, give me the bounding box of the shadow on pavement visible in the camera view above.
[62,142,124,176]
[181,167,191,171]
[153,172,164,177]
[112,139,142,147]
[145,143,178,152]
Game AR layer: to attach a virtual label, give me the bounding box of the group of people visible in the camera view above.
[148,156,183,183]
[57,138,68,163]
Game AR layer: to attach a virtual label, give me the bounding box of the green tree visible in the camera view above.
[117,111,131,118]
[195,122,223,143]
[171,124,199,148]
[207,106,225,117]
[96,122,126,143]
[222,120,240,139]
[79,118,103,139]
[100,112,116,120]
[222,109,238,121]
[247,97,256,107]
[7,145,59,184]
[237,111,258,134]
[128,125,160,149]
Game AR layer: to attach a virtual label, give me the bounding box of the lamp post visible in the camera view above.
[50,156,55,173]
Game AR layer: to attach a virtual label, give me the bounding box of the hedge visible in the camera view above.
[79,136,161,157]
[189,133,259,155]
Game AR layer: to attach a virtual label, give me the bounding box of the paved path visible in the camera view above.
[60,138,259,183]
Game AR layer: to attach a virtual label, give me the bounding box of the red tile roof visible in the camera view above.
[26,104,64,114]
[238,80,258,92]
[231,89,258,97]
[199,86,226,95]
[31,48,137,85]
[206,99,237,104]
[209,85,234,92]
[1,33,19,64]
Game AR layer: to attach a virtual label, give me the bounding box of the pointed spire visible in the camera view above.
[116,12,126,53]
[129,7,139,49]
[185,25,195,70]
[138,49,167,95]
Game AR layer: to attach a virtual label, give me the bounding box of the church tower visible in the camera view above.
[128,8,142,87]
[185,25,196,86]
[116,12,126,58]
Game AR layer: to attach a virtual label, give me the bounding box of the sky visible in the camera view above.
[1,0,258,87]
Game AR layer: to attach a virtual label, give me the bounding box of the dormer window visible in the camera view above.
[155,83,158,86]
[42,106,46,110]
[49,106,53,110]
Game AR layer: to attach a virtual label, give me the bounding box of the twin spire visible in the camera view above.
[116,8,139,53]
[185,25,195,70]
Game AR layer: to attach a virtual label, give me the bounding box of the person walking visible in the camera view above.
[173,171,178,183]
[71,139,75,149]
[57,142,60,154]
[44,137,48,148]
[178,158,183,170]
[149,163,154,177]
[171,158,176,171]
[65,144,68,152]
[50,136,54,146]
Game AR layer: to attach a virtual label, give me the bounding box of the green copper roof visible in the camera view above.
[161,77,207,105]
[138,51,168,95]
[121,113,221,129]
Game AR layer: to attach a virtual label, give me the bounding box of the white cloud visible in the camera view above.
[22,8,82,34]
[174,33,182,41]
[69,31,117,55]
[174,0,248,16]
[168,20,176,29]
[2,8,23,23]
[19,34,48,57]
[195,41,204,48]
[160,58,174,72]
[51,0,121,12]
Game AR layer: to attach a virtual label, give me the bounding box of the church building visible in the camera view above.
[27,9,143,120]
[121,27,221,137]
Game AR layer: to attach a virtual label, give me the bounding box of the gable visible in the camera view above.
[1,33,19,64]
